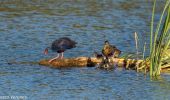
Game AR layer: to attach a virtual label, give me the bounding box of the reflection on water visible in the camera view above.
[0,0,169,99]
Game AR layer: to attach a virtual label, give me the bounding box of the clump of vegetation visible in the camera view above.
[149,0,170,76]
[131,0,170,76]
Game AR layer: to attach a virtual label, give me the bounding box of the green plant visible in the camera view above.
[149,0,170,76]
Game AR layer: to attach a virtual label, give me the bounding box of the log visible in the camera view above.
[39,56,170,73]
[39,57,101,68]
[6,56,169,73]
[38,57,170,75]
[39,57,146,69]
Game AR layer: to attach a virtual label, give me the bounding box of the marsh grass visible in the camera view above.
[134,32,139,60]
[149,0,170,76]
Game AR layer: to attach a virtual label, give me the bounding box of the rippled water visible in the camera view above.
[0,0,170,99]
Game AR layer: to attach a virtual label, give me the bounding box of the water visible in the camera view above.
[0,0,170,99]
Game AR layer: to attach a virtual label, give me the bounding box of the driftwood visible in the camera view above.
[39,56,170,73]
[39,57,147,69]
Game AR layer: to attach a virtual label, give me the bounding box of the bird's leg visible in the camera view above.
[49,53,60,63]
[60,52,64,59]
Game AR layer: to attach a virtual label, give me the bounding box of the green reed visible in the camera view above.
[149,0,170,76]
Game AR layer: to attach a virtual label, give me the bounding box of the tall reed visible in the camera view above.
[149,0,170,76]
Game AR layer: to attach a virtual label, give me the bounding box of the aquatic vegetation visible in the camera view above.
[134,32,139,60]
[149,0,170,76]
[131,0,170,76]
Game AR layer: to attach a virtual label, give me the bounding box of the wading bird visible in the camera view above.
[44,37,77,63]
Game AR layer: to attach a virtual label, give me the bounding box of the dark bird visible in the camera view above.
[44,37,77,62]
[102,40,121,58]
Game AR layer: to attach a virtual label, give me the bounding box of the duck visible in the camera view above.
[96,57,114,70]
[102,40,121,58]
[94,51,113,70]
[44,37,77,62]
[113,48,121,58]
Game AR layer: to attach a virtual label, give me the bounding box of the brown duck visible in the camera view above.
[102,40,121,58]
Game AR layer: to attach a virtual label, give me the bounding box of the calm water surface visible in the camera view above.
[0,0,170,99]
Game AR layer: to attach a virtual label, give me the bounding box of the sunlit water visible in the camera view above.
[0,0,170,99]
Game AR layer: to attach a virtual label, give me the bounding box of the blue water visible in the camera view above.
[0,0,170,99]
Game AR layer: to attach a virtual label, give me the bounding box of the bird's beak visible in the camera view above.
[44,48,48,55]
